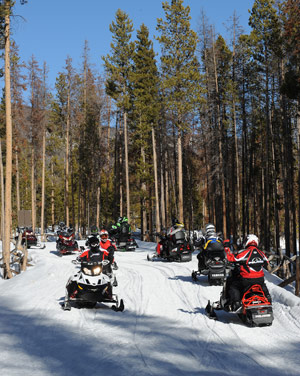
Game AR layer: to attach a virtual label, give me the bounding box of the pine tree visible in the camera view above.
[103,9,134,222]
[131,23,160,236]
[156,0,200,224]
[249,0,281,252]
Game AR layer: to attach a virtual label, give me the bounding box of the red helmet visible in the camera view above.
[100,229,109,242]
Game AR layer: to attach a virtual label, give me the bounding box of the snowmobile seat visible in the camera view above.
[206,241,225,259]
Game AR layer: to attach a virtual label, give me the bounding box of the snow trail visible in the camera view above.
[0,239,299,375]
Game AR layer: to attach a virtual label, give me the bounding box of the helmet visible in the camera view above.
[205,223,215,234]
[122,216,128,223]
[59,221,65,228]
[172,217,179,226]
[100,229,109,242]
[223,239,230,247]
[89,236,100,252]
[207,231,217,240]
[117,217,122,223]
[91,225,99,235]
[245,234,259,247]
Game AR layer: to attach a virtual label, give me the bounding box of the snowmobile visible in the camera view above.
[17,227,45,249]
[192,241,226,285]
[63,259,124,312]
[205,273,273,326]
[147,230,193,262]
[56,228,80,256]
[115,237,138,252]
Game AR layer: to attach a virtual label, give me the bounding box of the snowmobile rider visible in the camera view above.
[226,234,271,311]
[196,224,224,271]
[155,228,169,257]
[167,217,185,237]
[85,225,99,247]
[80,235,115,275]
[223,238,236,262]
[117,216,132,243]
[99,229,117,267]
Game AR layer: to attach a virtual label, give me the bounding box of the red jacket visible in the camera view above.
[224,246,236,262]
[235,245,268,279]
[100,239,116,263]
[80,249,107,262]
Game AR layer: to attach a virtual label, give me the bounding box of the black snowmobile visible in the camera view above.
[147,230,193,262]
[63,258,124,312]
[192,239,226,285]
[205,267,273,326]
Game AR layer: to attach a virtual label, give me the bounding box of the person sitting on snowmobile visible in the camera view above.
[99,229,117,267]
[226,234,271,311]
[167,217,185,238]
[196,227,224,271]
[117,216,132,243]
[80,235,114,279]
[223,238,236,262]
[85,225,99,247]
[155,228,169,258]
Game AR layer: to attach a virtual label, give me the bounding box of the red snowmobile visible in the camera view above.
[17,227,45,249]
[205,281,273,326]
[56,228,80,256]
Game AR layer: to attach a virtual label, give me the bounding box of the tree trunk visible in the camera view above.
[15,148,20,213]
[177,129,183,223]
[141,146,147,240]
[65,78,70,227]
[3,0,13,278]
[152,127,161,233]
[124,111,130,222]
[51,161,55,226]
[41,127,46,238]
[212,28,226,237]
[165,149,169,225]
[31,148,36,232]
[0,140,5,242]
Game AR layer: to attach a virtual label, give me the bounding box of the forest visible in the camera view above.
[0,0,299,267]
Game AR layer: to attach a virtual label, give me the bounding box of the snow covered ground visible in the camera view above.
[1,239,300,376]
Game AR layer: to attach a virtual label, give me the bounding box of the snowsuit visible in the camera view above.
[223,239,236,262]
[156,235,169,257]
[118,222,131,242]
[80,246,114,276]
[99,239,116,264]
[227,245,270,305]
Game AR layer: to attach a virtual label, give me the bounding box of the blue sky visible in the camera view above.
[10,0,255,98]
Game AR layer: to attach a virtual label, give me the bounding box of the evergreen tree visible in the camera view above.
[156,0,200,224]
[103,9,134,222]
[131,23,160,236]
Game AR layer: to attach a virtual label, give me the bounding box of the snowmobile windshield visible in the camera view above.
[81,261,102,276]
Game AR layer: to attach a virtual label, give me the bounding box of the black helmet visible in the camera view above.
[89,236,99,252]
[59,221,65,228]
[91,225,99,235]
[172,217,179,226]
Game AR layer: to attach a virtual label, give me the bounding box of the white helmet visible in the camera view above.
[205,223,215,234]
[100,229,109,242]
[245,234,259,247]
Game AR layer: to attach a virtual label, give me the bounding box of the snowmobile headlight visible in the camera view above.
[92,266,102,276]
[83,267,92,275]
